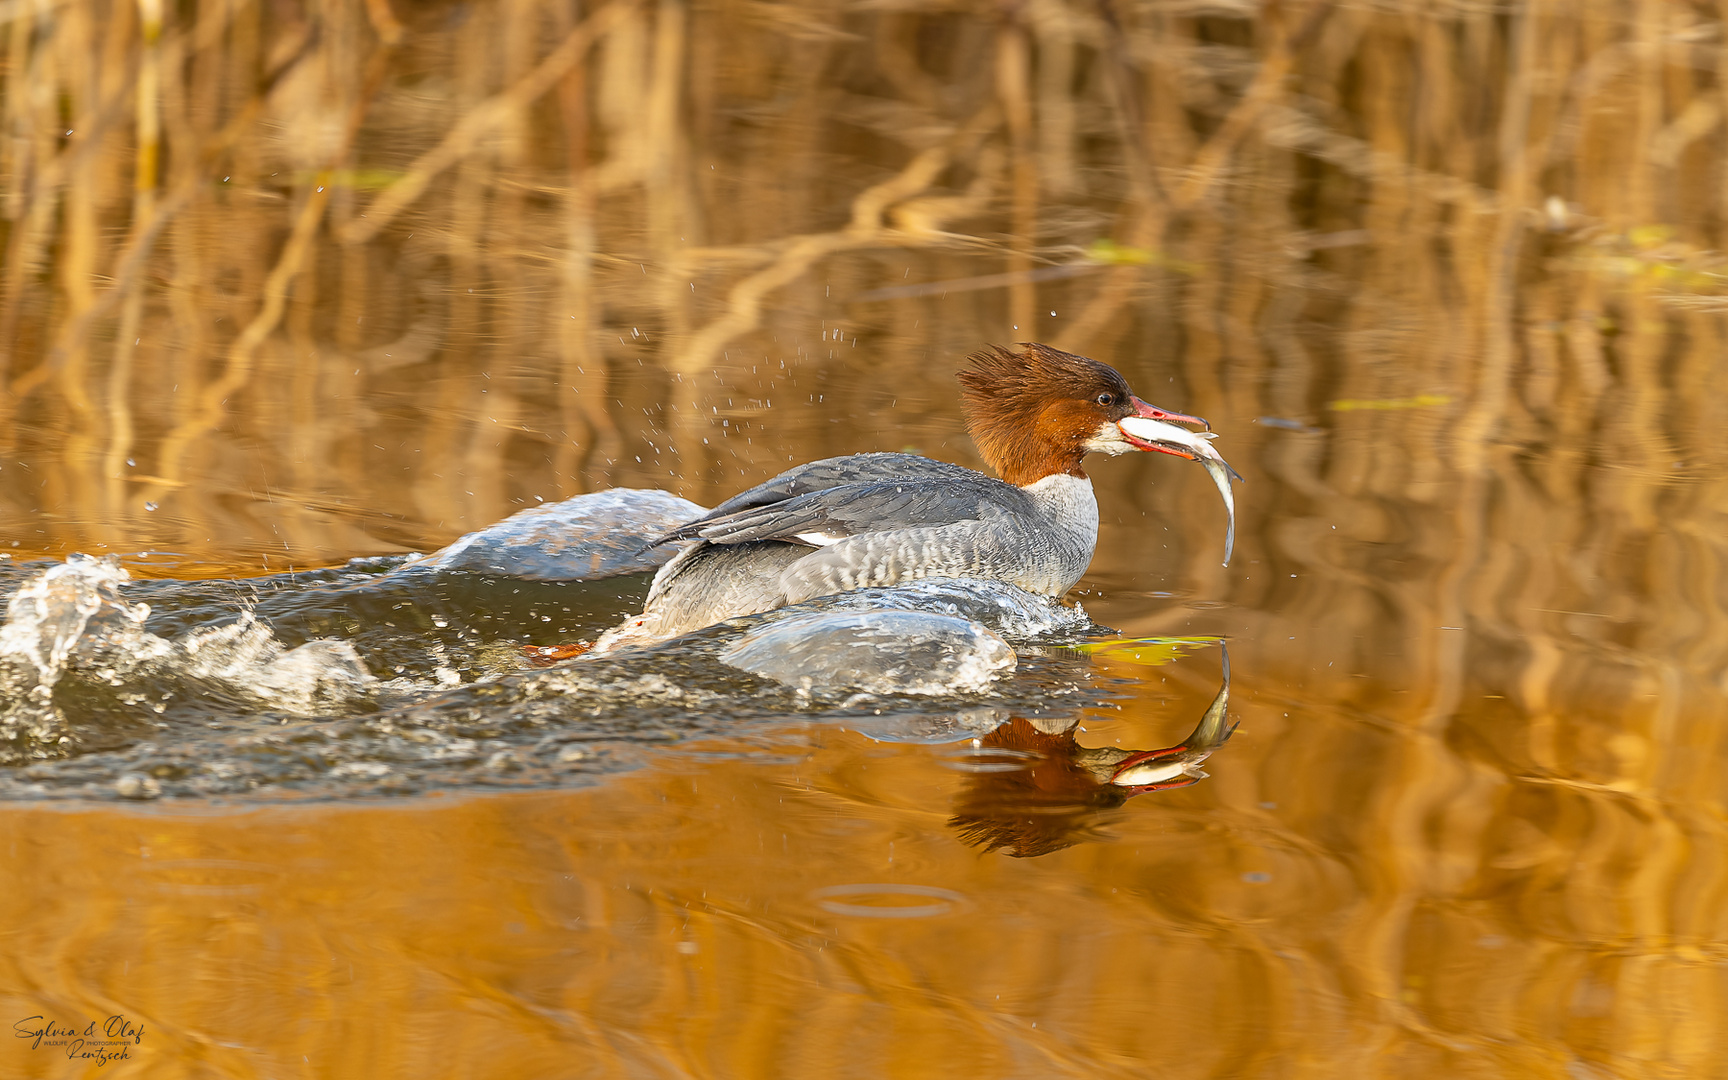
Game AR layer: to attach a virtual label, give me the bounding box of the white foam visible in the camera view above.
[0,554,143,688]
[0,556,375,732]
[721,609,1016,696]
[819,577,1092,640]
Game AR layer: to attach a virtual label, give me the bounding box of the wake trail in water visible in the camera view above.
[0,555,375,765]
[0,546,1113,801]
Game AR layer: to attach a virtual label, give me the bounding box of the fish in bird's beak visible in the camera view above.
[1109,644,1236,791]
[1117,401,1244,566]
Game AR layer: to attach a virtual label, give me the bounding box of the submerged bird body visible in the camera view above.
[594,343,1237,652]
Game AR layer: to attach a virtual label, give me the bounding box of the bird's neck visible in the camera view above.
[980,436,1086,487]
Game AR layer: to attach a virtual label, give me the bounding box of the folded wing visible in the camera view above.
[667,477,1033,549]
[652,453,1018,547]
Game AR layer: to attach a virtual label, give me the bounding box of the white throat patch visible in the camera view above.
[1081,418,1135,456]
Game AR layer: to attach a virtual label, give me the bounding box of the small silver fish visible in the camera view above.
[1117,415,1244,565]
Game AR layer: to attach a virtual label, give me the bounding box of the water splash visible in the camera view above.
[176,613,374,712]
[811,577,1093,641]
[0,556,152,757]
[0,555,1117,795]
[0,554,143,689]
[397,488,706,580]
[720,610,1016,696]
[0,556,375,763]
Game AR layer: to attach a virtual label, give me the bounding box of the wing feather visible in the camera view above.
[649,453,1011,546]
[675,476,1032,547]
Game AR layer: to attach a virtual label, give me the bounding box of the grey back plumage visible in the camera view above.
[595,455,1100,652]
[652,453,991,543]
[670,475,1036,548]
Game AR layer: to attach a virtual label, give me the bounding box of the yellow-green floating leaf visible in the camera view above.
[1072,636,1221,667]
[1328,393,1451,412]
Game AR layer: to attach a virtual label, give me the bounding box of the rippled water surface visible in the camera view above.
[7,0,1728,1076]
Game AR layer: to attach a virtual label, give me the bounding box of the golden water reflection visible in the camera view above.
[5,649,1723,1077]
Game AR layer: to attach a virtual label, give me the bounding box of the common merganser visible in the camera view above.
[593,342,1240,651]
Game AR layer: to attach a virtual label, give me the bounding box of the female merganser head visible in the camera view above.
[960,344,1241,563]
[589,342,1240,653]
[958,342,1211,487]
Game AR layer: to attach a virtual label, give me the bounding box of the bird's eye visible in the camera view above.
[1095,392,1116,406]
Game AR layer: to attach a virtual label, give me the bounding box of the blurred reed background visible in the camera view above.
[5,0,1726,566]
[6,0,1728,1073]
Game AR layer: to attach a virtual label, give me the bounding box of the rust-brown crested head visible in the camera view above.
[957,343,1139,485]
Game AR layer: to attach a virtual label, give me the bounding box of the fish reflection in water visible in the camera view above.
[946,649,1233,858]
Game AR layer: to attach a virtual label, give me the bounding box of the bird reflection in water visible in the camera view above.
[949,649,1234,858]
